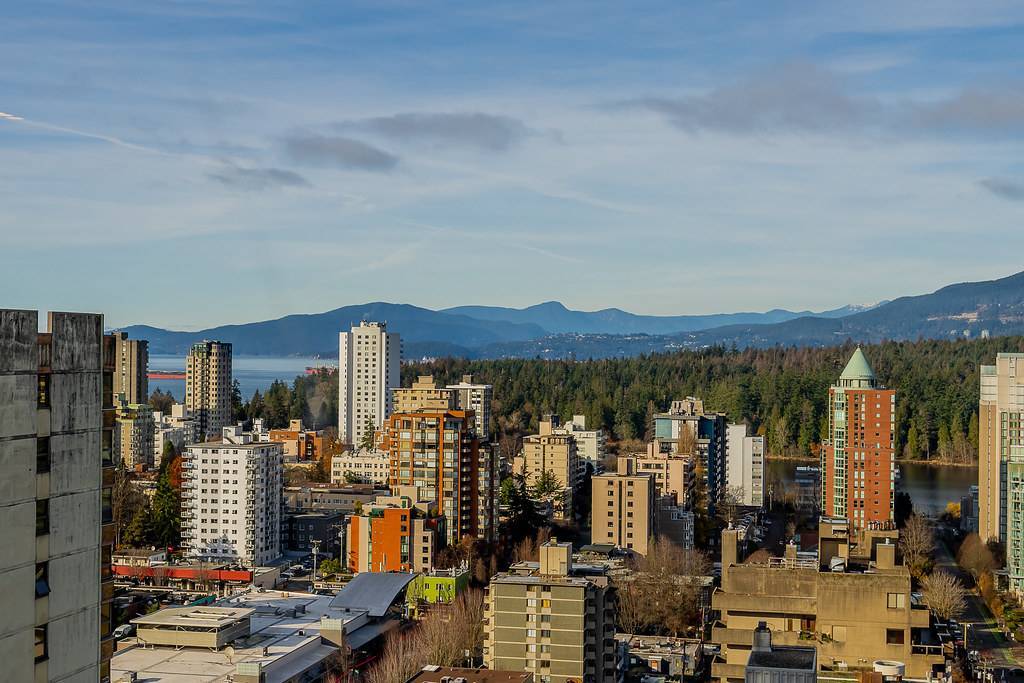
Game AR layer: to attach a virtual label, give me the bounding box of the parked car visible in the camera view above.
[112,624,135,640]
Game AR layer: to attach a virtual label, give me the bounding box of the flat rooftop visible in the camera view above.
[112,590,384,683]
[134,606,254,629]
[748,646,816,670]
[408,666,534,683]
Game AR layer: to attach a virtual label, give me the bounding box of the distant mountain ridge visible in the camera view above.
[440,301,872,335]
[119,271,1024,358]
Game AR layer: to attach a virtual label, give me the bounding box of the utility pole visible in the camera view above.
[311,539,321,582]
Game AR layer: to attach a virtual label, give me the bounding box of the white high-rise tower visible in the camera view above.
[338,321,401,447]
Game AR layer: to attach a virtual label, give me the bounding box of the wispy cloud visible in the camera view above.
[979,177,1024,201]
[208,165,311,191]
[619,63,1024,139]
[337,112,537,151]
[283,134,399,171]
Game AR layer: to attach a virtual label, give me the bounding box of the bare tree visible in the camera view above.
[958,533,997,581]
[614,581,652,634]
[623,538,712,637]
[922,570,967,621]
[364,629,422,683]
[718,486,745,527]
[899,514,934,579]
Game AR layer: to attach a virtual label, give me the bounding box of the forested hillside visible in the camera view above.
[223,336,1024,462]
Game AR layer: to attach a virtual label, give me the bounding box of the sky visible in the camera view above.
[3,1,1024,330]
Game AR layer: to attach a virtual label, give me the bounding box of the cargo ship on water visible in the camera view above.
[148,371,186,380]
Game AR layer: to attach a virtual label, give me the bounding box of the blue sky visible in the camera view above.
[3,1,1024,329]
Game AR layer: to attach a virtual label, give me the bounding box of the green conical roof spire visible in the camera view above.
[839,347,876,382]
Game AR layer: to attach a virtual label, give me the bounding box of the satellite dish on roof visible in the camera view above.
[223,646,235,663]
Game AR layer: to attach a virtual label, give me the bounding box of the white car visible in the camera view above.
[112,624,135,640]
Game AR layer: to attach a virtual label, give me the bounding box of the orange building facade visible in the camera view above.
[383,409,497,544]
[822,348,897,529]
[268,419,326,461]
[346,493,445,573]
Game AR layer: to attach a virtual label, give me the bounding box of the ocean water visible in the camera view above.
[148,355,334,401]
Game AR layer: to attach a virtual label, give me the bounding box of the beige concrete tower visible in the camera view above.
[185,340,232,439]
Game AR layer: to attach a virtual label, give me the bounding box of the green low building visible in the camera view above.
[407,568,470,607]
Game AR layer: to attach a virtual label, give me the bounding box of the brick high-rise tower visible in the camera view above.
[821,348,896,528]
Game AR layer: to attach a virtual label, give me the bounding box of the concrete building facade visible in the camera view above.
[181,426,283,566]
[711,520,943,682]
[267,419,326,462]
[393,375,455,415]
[338,321,400,448]
[979,353,1024,593]
[110,330,148,405]
[654,399,728,511]
[446,374,494,441]
[331,450,391,485]
[346,490,445,573]
[114,400,155,470]
[591,459,656,556]
[484,539,618,683]
[726,424,765,508]
[516,416,585,491]
[383,409,497,543]
[821,348,896,529]
[0,310,116,683]
[152,403,200,467]
[618,443,696,508]
[551,414,606,467]
[185,340,232,439]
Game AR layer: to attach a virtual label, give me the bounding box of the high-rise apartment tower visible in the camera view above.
[821,348,896,529]
[338,321,400,447]
[0,311,116,683]
[185,340,232,439]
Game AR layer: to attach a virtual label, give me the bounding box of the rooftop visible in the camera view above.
[113,588,397,683]
[748,646,816,670]
[838,347,876,382]
[133,606,253,629]
[407,666,533,683]
[330,572,417,617]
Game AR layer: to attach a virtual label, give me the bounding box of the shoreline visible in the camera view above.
[766,454,977,468]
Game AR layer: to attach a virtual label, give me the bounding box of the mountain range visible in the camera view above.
[119,270,1024,359]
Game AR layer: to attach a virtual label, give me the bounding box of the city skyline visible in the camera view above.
[4,1,1024,328]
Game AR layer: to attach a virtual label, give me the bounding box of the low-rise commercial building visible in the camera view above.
[484,539,618,683]
[406,665,533,683]
[331,449,391,485]
[406,567,472,609]
[113,579,414,683]
[710,519,945,682]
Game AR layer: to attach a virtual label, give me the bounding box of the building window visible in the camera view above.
[831,625,847,642]
[37,437,50,474]
[35,563,50,598]
[886,628,905,645]
[35,625,47,662]
[37,374,50,408]
[36,500,49,536]
[886,592,905,609]
[101,488,113,524]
